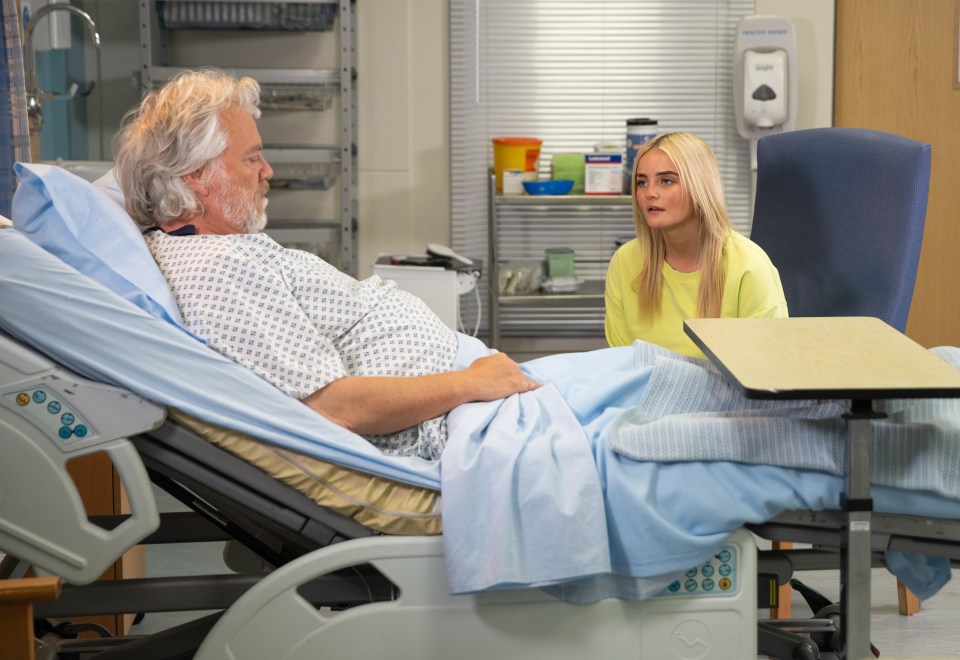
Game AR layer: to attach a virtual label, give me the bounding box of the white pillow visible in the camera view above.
[12,163,187,330]
[92,168,126,209]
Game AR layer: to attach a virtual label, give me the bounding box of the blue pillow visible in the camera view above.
[12,162,188,332]
[92,168,126,209]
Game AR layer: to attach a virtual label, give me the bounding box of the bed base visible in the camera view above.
[20,530,758,660]
[754,509,960,562]
[193,532,758,660]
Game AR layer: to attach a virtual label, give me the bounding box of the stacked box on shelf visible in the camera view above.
[260,82,336,111]
[269,161,339,190]
[156,1,338,31]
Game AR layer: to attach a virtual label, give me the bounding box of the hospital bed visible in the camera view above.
[2,163,960,659]
[0,164,764,658]
[0,329,761,659]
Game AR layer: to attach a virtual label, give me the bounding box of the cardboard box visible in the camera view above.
[545,248,576,277]
[585,153,623,195]
[552,153,586,194]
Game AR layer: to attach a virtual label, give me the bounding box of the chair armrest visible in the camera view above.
[0,576,62,660]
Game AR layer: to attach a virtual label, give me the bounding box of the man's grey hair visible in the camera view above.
[113,68,262,229]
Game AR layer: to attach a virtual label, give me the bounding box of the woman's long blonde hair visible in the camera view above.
[630,132,730,320]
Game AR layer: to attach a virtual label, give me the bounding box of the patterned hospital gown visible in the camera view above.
[145,231,458,461]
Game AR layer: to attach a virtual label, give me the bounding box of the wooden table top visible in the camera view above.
[684,317,960,400]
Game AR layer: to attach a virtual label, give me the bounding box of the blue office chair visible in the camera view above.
[750,127,931,333]
[749,128,933,643]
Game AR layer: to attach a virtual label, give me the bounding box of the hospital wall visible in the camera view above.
[77,0,835,273]
[75,1,957,348]
[355,0,835,278]
[368,0,960,350]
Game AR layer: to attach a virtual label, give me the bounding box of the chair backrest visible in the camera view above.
[750,127,931,332]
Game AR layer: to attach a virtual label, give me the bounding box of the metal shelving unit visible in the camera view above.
[138,0,358,275]
[487,172,634,349]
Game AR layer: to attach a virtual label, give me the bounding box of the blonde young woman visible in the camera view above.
[604,132,788,357]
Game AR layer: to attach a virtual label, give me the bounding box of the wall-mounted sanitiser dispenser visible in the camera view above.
[734,15,798,141]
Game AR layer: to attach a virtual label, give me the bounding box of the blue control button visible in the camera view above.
[719,563,732,577]
[667,581,681,592]
[684,579,698,592]
[58,426,72,439]
[684,568,698,578]
[73,425,88,438]
[701,564,715,577]
[702,578,715,591]
[718,549,732,563]
[61,412,75,425]
[32,390,46,403]
[47,401,62,414]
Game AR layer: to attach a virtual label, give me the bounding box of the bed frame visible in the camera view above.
[8,325,960,658]
[0,332,760,659]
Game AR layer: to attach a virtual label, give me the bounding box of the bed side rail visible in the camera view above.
[0,332,164,584]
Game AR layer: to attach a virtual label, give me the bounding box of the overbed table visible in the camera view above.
[684,317,960,660]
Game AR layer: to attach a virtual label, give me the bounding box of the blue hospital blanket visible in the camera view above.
[441,343,960,602]
[611,349,960,499]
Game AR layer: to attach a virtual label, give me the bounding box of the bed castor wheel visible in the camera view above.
[790,580,880,659]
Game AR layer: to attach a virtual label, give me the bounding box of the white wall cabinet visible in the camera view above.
[138,0,357,275]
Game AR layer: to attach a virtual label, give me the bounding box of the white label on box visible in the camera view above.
[585,153,623,195]
[502,169,526,195]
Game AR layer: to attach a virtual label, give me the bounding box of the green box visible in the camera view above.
[552,153,586,194]
[545,248,576,278]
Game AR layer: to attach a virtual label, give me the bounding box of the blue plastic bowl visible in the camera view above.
[522,179,574,195]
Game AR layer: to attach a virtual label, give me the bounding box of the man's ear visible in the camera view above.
[183,167,209,197]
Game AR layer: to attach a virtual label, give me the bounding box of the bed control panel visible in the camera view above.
[658,545,739,598]
[0,333,165,451]
[5,386,94,443]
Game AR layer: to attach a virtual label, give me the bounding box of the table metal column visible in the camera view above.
[841,399,883,660]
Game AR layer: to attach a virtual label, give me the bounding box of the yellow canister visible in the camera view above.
[492,137,542,193]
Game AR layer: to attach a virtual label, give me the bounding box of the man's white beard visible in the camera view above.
[210,170,269,234]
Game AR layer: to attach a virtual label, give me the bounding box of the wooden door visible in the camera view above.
[834,0,960,348]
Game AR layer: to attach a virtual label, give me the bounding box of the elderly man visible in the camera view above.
[113,69,538,461]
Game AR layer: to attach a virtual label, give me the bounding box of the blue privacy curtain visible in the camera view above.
[1,0,30,219]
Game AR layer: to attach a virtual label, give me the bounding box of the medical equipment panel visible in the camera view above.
[5,386,95,444]
[373,250,482,332]
[658,544,740,598]
[372,262,461,330]
[0,339,165,450]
